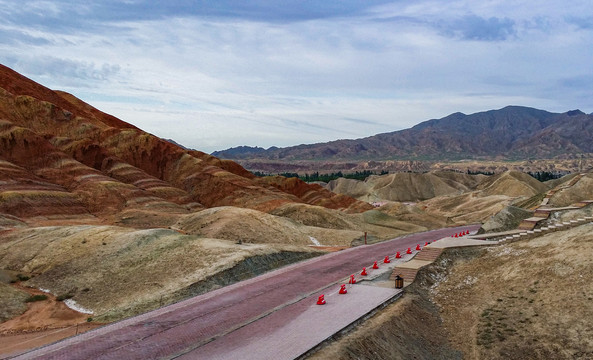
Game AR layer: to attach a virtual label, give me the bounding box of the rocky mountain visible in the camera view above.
[214,106,593,162]
[212,145,277,159]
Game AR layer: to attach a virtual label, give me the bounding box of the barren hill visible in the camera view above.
[474,170,549,197]
[547,173,593,207]
[0,63,372,226]
[326,170,551,225]
[0,64,385,327]
[327,170,486,202]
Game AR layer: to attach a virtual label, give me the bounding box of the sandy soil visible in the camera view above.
[0,284,102,358]
[0,225,323,323]
[432,223,593,359]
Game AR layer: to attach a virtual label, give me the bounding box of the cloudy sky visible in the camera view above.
[1,1,592,153]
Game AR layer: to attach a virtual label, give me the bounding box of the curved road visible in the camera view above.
[13,225,479,360]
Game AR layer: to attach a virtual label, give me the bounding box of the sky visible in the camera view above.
[1,1,592,153]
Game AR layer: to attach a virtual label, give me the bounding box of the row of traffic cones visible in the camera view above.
[452,230,471,237]
[317,240,438,305]
[317,283,349,304]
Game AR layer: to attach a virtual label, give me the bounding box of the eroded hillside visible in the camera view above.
[0,64,382,328]
[326,170,551,224]
[0,64,423,333]
[311,220,593,360]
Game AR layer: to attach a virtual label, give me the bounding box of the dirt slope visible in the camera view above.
[433,224,593,359]
[173,206,366,246]
[548,173,593,207]
[268,203,427,243]
[0,282,28,323]
[312,222,593,360]
[0,225,321,322]
[417,171,549,224]
[475,170,549,197]
[327,171,484,202]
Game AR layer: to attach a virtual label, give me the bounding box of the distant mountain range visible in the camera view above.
[213,106,593,161]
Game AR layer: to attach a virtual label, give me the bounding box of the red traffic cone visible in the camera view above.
[406,247,412,254]
[317,294,326,305]
[415,244,421,251]
[339,284,347,294]
[372,261,379,269]
[395,251,401,259]
[349,274,356,284]
[361,267,368,276]
[383,256,391,263]
[454,233,458,238]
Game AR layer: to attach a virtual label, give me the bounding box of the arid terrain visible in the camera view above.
[311,209,593,359]
[2,63,593,359]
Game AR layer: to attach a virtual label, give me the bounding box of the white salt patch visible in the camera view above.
[39,288,51,293]
[308,236,321,246]
[64,299,94,315]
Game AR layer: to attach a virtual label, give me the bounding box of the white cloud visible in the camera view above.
[1,0,592,153]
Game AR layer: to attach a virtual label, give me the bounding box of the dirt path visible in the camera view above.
[0,285,103,359]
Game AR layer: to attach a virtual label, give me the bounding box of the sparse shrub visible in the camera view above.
[86,317,93,322]
[16,274,30,281]
[56,293,74,301]
[25,294,48,302]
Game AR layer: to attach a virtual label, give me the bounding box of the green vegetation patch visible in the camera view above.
[253,170,388,182]
[25,294,48,302]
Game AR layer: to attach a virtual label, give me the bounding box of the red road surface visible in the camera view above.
[13,225,479,360]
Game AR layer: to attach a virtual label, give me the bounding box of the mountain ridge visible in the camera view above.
[213,105,592,161]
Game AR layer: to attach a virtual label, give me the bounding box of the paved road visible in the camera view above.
[13,225,479,360]
[186,284,401,360]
